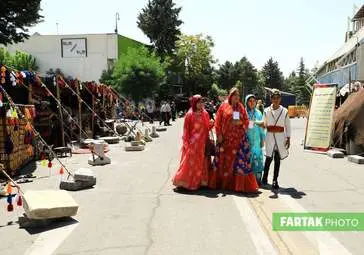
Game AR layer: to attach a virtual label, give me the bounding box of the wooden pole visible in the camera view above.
[56,76,65,147]
[76,80,82,141]
[92,95,95,137]
[28,83,33,104]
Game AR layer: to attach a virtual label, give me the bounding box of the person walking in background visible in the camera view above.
[159,102,166,126]
[146,101,154,124]
[171,101,177,121]
[257,99,265,114]
[172,95,213,191]
[210,87,258,193]
[245,94,265,185]
[165,101,172,126]
[261,89,291,190]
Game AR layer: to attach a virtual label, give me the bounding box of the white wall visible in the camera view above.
[5,33,118,82]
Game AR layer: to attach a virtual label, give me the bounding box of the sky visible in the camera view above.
[29,0,363,76]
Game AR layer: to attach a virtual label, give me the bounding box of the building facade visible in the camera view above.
[5,33,145,81]
[316,5,364,87]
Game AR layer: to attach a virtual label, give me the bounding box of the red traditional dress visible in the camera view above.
[173,96,211,190]
[209,94,258,192]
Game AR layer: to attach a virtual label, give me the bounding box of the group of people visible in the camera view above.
[172,87,291,193]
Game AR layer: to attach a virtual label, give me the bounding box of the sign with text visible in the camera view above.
[61,38,87,58]
[304,84,337,152]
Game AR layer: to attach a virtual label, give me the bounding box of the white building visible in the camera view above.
[5,33,145,81]
[316,5,364,87]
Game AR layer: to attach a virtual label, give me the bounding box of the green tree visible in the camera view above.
[216,61,235,90]
[99,68,114,85]
[10,50,38,70]
[283,71,297,93]
[112,47,168,103]
[234,57,259,95]
[261,57,284,90]
[0,1,43,45]
[216,57,258,94]
[175,34,215,95]
[207,83,227,101]
[137,0,182,56]
[294,58,311,105]
[0,48,38,70]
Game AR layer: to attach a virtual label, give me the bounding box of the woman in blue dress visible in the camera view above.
[245,94,265,185]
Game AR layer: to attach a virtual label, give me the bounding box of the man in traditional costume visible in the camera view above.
[261,89,291,190]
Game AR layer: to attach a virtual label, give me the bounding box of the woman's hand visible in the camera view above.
[233,120,242,125]
[260,140,265,148]
[210,119,214,126]
[217,135,223,144]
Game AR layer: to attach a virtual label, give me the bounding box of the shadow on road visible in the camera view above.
[260,185,307,199]
[173,187,262,198]
[22,217,79,235]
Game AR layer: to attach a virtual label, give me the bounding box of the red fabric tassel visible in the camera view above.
[59,167,64,175]
[17,195,23,206]
[48,161,52,168]
[7,204,14,212]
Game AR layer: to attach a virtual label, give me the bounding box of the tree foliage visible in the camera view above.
[283,58,312,105]
[208,83,227,101]
[111,47,168,103]
[137,0,182,56]
[216,57,259,95]
[261,57,284,90]
[0,0,43,45]
[175,34,215,95]
[0,48,38,70]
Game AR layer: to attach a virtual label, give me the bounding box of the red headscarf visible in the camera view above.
[215,87,249,137]
[190,94,202,112]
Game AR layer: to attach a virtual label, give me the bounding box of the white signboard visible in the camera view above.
[61,38,87,58]
[304,83,337,152]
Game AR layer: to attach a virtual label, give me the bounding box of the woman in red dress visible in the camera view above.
[173,95,212,191]
[209,88,258,192]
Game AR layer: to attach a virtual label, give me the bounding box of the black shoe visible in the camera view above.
[272,181,280,190]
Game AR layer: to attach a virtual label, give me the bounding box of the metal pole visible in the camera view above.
[56,78,65,147]
[76,80,82,140]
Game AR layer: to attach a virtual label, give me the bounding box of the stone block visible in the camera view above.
[23,190,79,220]
[125,145,145,151]
[327,149,344,158]
[88,156,111,166]
[348,155,364,164]
[98,136,120,144]
[60,179,96,191]
[18,215,75,229]
[156,127,167,132]
[74,168,96,182]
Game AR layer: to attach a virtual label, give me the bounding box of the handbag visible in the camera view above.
[205,131,216,156]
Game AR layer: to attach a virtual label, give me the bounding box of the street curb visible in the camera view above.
[249,190,319,255]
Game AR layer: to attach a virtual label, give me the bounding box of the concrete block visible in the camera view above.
[348,155,364,164]
[131,140,146,146]
[98,136,120,144]
[23,190,79,219]
[60,179,96,191]
[88,156,111,166]
[327,149,344,158]
[74,168,96,182]
[125,145,145,151]
[156,127,167,132]
[18,214,75,228]
[144,136,153,142]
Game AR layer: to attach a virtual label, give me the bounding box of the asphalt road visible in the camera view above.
[0,118,363,255]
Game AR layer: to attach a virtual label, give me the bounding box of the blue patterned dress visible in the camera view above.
[245,99,265,182]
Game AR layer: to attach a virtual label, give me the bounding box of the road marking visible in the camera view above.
[24,222,78,255]
[232,196,278,255]
[280,195,352,255]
